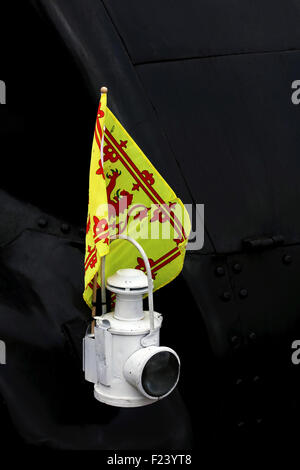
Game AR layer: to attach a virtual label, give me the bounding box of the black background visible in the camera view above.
[0,1,199,457]
[2,0,300,463]
[0,2,93,224]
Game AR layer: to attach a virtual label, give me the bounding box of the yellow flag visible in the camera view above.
[84,96,191,308]
[83,92,109,306]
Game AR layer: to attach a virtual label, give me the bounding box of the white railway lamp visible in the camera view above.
[83,235,180,407]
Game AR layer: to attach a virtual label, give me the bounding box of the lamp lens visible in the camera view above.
[142,351,179,397]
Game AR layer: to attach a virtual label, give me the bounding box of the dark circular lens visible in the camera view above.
[141,351,179,397]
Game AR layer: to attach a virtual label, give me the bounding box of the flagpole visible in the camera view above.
[91,273,98,333]
[100,86,108,316]
[91,86,108,333]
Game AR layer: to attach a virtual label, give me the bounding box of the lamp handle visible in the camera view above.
[101,235,155,331]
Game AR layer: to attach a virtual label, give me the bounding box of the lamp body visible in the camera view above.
[83,268,180,408]
[93,310,163,407]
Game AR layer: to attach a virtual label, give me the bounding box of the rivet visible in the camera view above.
[230,335,241,348]
[239,288,248,299]
[215,266,225,277]
[221,291,231,301]
[233,263,242,273]
[249,331,257,342]
[37,217,48,228]
[282,254,292,265]
[61,223,70,234]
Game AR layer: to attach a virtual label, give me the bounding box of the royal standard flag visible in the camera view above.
[84,93,191,308]
[84,92,109,306]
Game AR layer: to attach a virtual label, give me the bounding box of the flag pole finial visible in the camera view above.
[101,86,108,94]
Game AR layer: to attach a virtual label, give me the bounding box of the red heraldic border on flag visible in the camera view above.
[104,129,186,241]
[105,131,185,231]
[103,128,186,280]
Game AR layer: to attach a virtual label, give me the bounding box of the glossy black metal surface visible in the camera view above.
[1,0,300,451]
